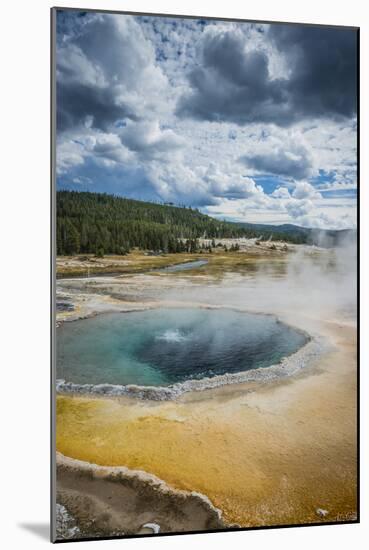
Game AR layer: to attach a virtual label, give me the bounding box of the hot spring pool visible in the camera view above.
[56,308,308,388]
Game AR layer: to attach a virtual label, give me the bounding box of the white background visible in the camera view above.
[0,0,367,548]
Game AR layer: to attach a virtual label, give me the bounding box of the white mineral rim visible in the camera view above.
[56,329,329,401]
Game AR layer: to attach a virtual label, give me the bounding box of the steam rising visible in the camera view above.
[164,234,357,333]
[156,329,189,343]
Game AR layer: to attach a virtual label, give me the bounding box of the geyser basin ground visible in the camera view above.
[55,250,357,530]
[56,308,308,388]
[56,320,357,528]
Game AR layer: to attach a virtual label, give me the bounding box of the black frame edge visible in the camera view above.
[51,6,57,544]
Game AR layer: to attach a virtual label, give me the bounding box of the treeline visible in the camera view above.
[56,191,309,255]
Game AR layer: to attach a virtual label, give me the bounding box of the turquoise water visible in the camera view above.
[156,260,208,272]
[56,308,307,387]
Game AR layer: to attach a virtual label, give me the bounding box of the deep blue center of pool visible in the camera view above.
[56,308,307,387]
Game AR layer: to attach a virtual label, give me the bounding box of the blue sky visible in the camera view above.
[56,10,357,229]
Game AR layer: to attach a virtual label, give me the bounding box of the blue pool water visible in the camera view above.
[155,259,208,272]
[56,308,307,387]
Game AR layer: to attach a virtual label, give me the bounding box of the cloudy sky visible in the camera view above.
[56,10,358,229]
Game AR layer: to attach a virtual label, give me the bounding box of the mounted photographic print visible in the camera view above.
[51,7,359,542]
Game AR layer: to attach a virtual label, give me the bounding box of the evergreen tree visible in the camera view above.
[55,190,316,256]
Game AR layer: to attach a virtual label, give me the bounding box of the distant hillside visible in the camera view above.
[56,191,354,255]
